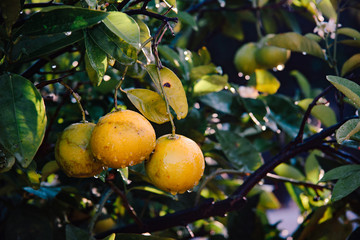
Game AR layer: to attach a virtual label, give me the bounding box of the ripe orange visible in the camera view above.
[234,42,259,76]
[90,110,156,169]
[55,122,103,178]
[145,134,205,195]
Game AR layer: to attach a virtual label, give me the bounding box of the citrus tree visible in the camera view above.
[1,0,360,239]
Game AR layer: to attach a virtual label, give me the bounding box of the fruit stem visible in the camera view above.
[156,66,177,137]
[60,81,87,122]
[253,0,263,39]
[114,66,129,110]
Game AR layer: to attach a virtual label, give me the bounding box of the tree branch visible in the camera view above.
[94,116,356,238]
[117,0,131,11]
[124,9,178,23]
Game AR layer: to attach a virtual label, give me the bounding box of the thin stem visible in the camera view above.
[35,73,75,89]
[88,188,114,236]
[253,0,263,39]
[332,4,341,77]
[295,86,333,143]
[107,181,143,227]
[114,66,129,110]
[60,81,87,122]
[125,9,178,23]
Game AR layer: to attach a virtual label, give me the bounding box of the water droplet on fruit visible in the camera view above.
[187,189,193,193]
[93,175,99,178]
[302,52,307,55]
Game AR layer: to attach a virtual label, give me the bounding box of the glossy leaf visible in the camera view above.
[126,89,170,124]
[193,74,228,95]
[320,164,360,182]
[11,31,83,62]
[85,32,108,86]
[274,163,305,181]
[265,95,302,138]
[266,32,325,59]
[297,98,337,127]
[88,23,137,65]
[341,53,360,76]
[255,69,280,94]
[136,19,153,63]
[337,27,360,40]
[0,73,47,168]
[103,12,140,49]
[216,130,263,172]
[19,6,108,36]
[332,171,360,201]
[146,65,188,120]
[336,119,360,144]
[199,90,235,114]
[190,64,218,81]
[327,75,360,108]
[1,0,21,36]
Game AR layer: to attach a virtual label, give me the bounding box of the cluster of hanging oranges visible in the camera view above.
[55,110,204,194]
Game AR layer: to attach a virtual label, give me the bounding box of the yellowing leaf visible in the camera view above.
[297,99,337,127]
[341,53,360,76]
[126,89,171,124]
[41,160,60,182]
[146,65,188,120]
[255,69,280,94]
[274,163,305,181]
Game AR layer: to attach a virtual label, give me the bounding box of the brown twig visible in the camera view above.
[107,181,143,227]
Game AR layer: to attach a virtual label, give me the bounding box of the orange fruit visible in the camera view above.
[145,134,205,195]
[90,110,156,169]
[55,122,103,178]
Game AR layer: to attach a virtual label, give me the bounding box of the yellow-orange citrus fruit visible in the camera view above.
[90,110,156,169]
[55,122,103,178]
[255,45,291,69]
[93,217,117,234]
[145,134,205,195]
[234,42,259,76]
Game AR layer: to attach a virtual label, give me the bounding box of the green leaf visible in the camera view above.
[157,45,183,72]
[1,0,21,36]
[216,130,263,172]
[305,150,322,183]
[19,6,109,36]
[258,191,281,209]
[117,167,130,184]
[337,27,360,40]
[274,163,306,181]
[317,0,337,19]
[190,64,218,81]
[126,89,170,124]
[193,74,228,95]
[129,186,175,199]
[341,54,360,76]
[177,11,197,30]
[11,31,83,62]
[163,0,177,13]
[291,70,311,98]
[254,69,280,94]
[320,164,360,182]
[88,23,137,65]
[146,65,188,120]
[66,224,91,240]
[336,119,360,144]
[297,99,337,127]
[104,233,116,240]
[332,170,360,201]
[339,40,360,48]
[103,12,140,49]
[199,90,235,115]
[136,19,153,63]
[85,32,108,86]
[266,32,325,59]
[265,95,302,138]
[327,75,360,108]
[0,73,47,168]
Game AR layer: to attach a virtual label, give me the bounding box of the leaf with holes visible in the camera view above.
[0,73,47,168]
[126,89,171,124]
[146,65,188,120]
